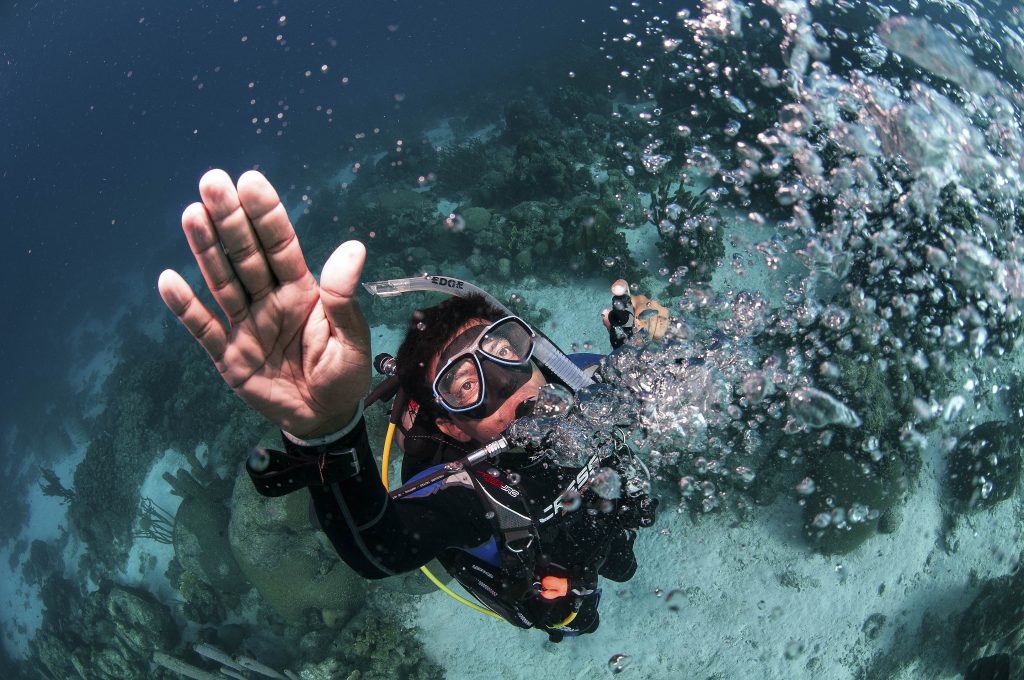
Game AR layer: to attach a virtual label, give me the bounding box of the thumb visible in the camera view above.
[320,240,369,341]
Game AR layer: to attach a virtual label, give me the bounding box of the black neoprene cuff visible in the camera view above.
[247,417,371,497]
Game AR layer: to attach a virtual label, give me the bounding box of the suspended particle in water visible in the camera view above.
[592,468,623,500]
[925,245,949,268]
[735,466,756,485]
[608,654,631,674]
[759,66,781,87]
[779,103,812,135]
[795,477,816,495]
[642,153,672,173]
[943,395,966,422]
[819,361,840,379]
[560,490,582,513]
[727,95,748,114]
[969,327,988,357]
[848,504,870,523]
[912,397,936,419]
[943,325,965,346]
[741,371,773,403]
[678,475,696,497]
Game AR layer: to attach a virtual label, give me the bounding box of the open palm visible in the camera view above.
[158,169,371,438]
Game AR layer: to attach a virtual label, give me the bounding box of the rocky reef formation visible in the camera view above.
[957,564,1024,678]
[228,463,368,625]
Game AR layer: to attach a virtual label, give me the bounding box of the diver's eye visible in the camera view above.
[483,336,518,360]
[455,378,479,406]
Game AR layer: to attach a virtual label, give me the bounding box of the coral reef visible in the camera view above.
[650,183,723,286]
[29,578,178,680]
[436,139,511,204]
[38,467,75,503]
[947,420,1022,511]
[68,319,258,574]
[799,429,907,555]
[957,564,1024,676]
[134,498,175,544]
[292,595,443,680]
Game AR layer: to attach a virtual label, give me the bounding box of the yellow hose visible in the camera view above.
[381,421,397,489]
[380,422,502,620]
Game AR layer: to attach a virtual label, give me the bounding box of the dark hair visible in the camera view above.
[395,293,505,420]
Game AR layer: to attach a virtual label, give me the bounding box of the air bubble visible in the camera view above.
[608,654,631,674]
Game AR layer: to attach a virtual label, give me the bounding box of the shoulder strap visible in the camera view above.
[466,464,542,599]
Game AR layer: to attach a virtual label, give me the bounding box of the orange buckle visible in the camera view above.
[539,575,569,600]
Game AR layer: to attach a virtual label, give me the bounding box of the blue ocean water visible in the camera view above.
[2,0,1023,678]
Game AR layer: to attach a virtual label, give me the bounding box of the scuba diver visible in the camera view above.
[158,169,662,641]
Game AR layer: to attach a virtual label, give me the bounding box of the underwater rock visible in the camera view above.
[948,420,1023,511]
[32,630,76,680]
[106,585,178,656]
[957,565,1024,675]
[174,493,248,595]
[228,465,367,624]
[801,432,906,555]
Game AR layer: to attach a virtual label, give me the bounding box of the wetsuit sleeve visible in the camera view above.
[302,418,491,579]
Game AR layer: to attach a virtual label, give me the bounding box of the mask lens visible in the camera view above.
[479,318,533,363]
[435,356,484,410]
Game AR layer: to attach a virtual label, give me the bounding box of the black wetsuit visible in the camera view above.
[249,355,649,639]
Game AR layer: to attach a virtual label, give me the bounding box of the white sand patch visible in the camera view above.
[424,118,455,149]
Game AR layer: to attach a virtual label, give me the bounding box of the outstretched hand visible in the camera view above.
[158,169,371,438]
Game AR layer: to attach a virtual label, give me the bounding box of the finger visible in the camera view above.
[158,269,228,361]
[601,308,611,329]
[181,201,250,324]
[320,241,370,347]
[236,170,313,285]
[198,169,276,303]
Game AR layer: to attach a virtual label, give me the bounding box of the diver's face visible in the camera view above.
[430,319,547,444]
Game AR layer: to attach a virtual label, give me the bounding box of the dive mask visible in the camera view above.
[432,316,536,420]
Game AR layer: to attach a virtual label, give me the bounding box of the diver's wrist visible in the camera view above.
[283,400,364,446]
